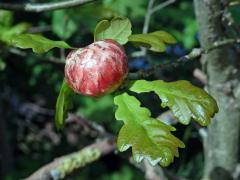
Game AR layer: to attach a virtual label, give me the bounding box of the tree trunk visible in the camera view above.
[194,0,240,179]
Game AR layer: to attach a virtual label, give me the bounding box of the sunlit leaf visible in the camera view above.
[114,93,185,167]
[130,80,219,126]
[128,31,176,52]
[94,17,132,45]
[11,33,73,53]
[55,79,74,130]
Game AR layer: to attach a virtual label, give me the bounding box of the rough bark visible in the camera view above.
[194,0,240,179]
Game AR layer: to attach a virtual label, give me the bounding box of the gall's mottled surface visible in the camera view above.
[65,39,128,97]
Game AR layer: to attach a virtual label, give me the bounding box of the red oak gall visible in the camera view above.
[65,39,128,97]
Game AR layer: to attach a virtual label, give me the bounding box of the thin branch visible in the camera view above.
[206,38,240,52]
[193,68,207,85]
[144,160,167,180]
[26,138,116,180]
[141,0,176,56]
[143,0,155,34]
[0,0,97,12]
[28,25,52,33]
[141,0,155,57]
[150,0,176,14]
[229,1,240,7]
[8,48,65,65]
[66,113,109,137]
[128,38,240,80]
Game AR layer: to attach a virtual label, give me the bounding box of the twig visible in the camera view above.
[26,138,116,180]
[130,158,186,180]
[206,38,240,52]
[8,48,65,65]
[66,113,109,137]
[229,1,240,7]
[157,110,178,126]
[128,38,240,80]
[143,0,155,34]
[233,163,240,180]
[141,0,155,56]
[9,48,27,56]
[150,0,176,14]
[193,68,207,85]
[144,159,167,180]
[141,0,176,56]
[28,26,52,33]
[0,0,97,12]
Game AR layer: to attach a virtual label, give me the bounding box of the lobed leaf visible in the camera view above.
[130,80,219,126]
[10,33,73,53]
[94,17,132,45]
[128,31,177,52]
[114,93,185,167]
[55,80,74,130]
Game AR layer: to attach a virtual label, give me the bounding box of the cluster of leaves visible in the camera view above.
[7,16,218,167]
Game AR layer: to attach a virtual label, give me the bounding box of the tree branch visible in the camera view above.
[150,0,176,14]
[229,1,240,7]
[141,0,176,56]
[26,137,116,180]
[142,0,155,34]
[0,0,97,12]
[128,38,240,80]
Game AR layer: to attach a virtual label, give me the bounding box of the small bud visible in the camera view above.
[65,39,128,97]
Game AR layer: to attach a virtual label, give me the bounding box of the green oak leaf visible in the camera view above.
[130,80,219,126]
[94,17,132,45]
[128,31,177,52]
[114,93,185,167]
[55,79,74,130]
[10,33,73,53]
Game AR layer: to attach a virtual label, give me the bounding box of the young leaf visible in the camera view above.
[128,31,177,52]
[130,80,219,126]
[94,17,132,45]
[11,33,73,53]
[55,80,74,130]
[114,93,185,167]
